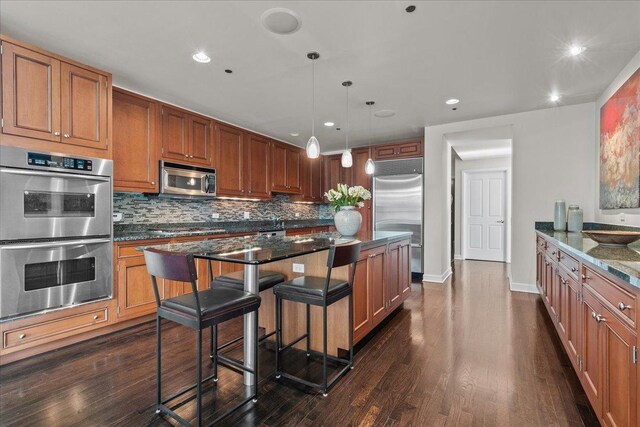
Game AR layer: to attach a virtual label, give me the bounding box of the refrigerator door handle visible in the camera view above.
[411,243,422,248]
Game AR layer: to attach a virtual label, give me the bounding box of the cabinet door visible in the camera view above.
[544,256,554,311]
[601,307,637,427]
[1,42,61,141]
[373,140,423,160]
[373,144,397,161]
[117,255,161,320]
[246,134,271,198]
[215,124,245,196]
[387,243,402,310]
[271,142,289,192]
[582,289,604,417]
[188,115,213,166]
[400,242,412,299]
[536,249,543,293]
[323,154,351,200]
[558,271,568,338]
[309,156,323,202]
[370,250,387,326]
[286,147,302,193]
[352,256,371,343]
[352,148,373,231]
[112,89,158,192]
[160,105,189,161]
[298,155,312,201]
[565,274,581,371]
[60,62,109,150]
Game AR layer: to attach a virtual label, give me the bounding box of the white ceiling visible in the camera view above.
[2,1,639,152]
[447,125,513,161]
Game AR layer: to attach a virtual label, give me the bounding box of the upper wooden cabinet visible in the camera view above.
[352,147,373,232]
[293,155,323,203]
[160,105,213,166]
[112,89,158,192]
[373,139,423,161]
[214,123,245,197]
[271,141,301,194]
[245,133,271,199]
[1,39,111,156]
[323,154,351,197]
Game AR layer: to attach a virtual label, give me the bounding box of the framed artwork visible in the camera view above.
[600,67,640,209]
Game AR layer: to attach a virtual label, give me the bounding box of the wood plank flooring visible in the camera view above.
[0,260,599,426]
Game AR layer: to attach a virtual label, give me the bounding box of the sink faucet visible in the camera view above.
[272,216,280,227]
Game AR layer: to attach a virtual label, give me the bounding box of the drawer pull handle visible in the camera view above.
[552,251,556,255]
[53,131,60,136]
[571,267,578,273]
[596,315,606,323]
[618,303,631,312]
[93,315,100,320]
[592,311,597,319]
[63,133,70,138]
[582,274,590,281]
[561,278,568,285]
[19,333,26,340]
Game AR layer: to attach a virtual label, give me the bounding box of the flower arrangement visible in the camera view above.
[324,183,372,211]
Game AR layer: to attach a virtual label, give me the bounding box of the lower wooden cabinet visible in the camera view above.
[285,226,330,236]
[536,232,639,427]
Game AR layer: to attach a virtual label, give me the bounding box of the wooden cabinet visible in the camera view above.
[323,154,351,197]
[271,141,301,194]
[214,123,245,196]
[294,155,324,203]
[1,38,111,155]
[563,268,582,372]
[352,245,387,342]
[400,242,412,298]
[112,89,158,192]
[245,134,271,199]
[373,139,423,161]
[387,241,403,310]
[285,226,330,236]
[351,147,373,233]
[161,105,213,166]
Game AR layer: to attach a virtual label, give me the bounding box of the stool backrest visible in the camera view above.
[143,248,200,312]
[325,241,361,294]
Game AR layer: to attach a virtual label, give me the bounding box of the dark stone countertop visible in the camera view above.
[114,219,335,242]
[535,222,640,289]
[138,230,412,265]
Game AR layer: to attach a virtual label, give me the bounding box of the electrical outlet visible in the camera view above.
[295,212,300,217]
[292,263,305,273]
[211,213,220,219]
[244,212,250,219]
[113,212,124,222]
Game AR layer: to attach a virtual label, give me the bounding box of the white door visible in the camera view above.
[463,170,506,262]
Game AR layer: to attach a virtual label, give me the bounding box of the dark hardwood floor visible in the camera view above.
[0,261,599,426]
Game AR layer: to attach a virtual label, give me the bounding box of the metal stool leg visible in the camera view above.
[196,328,202,427]
[156,316,162,413]
[253,311,259,402]
[213,325,218,382]
[322,304,328,397]
[349,293,354,369]
[306,303,311,357]
[275,296,281,379]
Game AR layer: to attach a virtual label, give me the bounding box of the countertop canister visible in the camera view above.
[567,205,583,232]
[554,200,567,231]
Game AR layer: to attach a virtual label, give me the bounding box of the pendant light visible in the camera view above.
[305,52,320,159]
[365,101,375,175]
[341,81,353,168]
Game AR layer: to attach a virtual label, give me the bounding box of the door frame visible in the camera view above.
[460,167,511,263]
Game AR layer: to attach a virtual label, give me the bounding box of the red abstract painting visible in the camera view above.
[600,67,640,209]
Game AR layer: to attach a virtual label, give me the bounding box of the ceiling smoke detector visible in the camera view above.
[374,109,396,118]
[262,8,302,35]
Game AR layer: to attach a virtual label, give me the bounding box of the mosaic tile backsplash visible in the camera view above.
[114,193,334,224]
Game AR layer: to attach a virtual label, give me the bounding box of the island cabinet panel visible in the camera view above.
[400,242,412,298]
[112,89,158,192]
[245,133,271,199]
[352,255,371,343]
[369,246,388,327]
[386,241,403,310]
[214,123,245,196]
[1,37,112,157]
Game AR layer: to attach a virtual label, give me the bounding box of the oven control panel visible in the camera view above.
[27,152,93,171]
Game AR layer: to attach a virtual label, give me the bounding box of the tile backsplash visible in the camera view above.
[114,193,334,224]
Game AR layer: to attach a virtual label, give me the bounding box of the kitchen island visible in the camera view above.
[141,230,413,376]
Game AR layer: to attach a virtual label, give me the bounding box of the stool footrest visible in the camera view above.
[217,354,255,375]
[217,330,276,352]
[276,361,352,393]
[279,333,309,352]
[161,372,218,406]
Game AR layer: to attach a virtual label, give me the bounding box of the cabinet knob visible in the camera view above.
[190,155,194,158]
[19,333,26,340]
[551,251,556,256]
[53,131,61,136]
[592,311,597,319]
[561,278,568,285]
[582,274,590,281]
[151,181,156,185]
[545,261,550,266]
[618,302,631,312]
[571,267,578,273]
[93,315,99,320]
[596,315,606,323]
[63,133,70,138]
[185,154,189,158]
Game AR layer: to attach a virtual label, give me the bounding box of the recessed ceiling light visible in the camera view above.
[192,52,211,63]
[324,121,334,127]
[568,45,586,57]
[290,132,299,137]
[374,109,396,118]
[262,8,302,35]
[445,98,460,105]
[549,93,561,103]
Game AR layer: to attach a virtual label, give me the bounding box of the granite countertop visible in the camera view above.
[138,230,412,265]
[114,219,335,242]
[535,222,640,288]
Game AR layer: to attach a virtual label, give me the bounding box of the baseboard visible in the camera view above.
[423,268,452,284]
[510,280,539,294]
[454,254,464,260]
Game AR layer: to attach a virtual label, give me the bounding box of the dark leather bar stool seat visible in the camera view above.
[144,248,261,427]
[212,270,285,292]
[273,241,361,397]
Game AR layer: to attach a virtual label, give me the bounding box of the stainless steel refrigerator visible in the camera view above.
[373,158,423,274]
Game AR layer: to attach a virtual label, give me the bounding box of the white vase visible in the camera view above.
[334,206,362,236]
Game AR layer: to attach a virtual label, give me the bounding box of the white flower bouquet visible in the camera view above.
[324,183,372,211]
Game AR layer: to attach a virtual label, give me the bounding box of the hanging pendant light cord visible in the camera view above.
[369,103,372,148]
[346,84,349,150]
[311,58,315,137]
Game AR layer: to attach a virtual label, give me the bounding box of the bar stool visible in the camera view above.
[210,269,285,350]
[144,248,261,427]
[272,241,361,397]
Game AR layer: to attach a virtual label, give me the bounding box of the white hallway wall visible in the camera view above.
[453,156,512,259]
[595,49,640,226]
[424,102,596,291]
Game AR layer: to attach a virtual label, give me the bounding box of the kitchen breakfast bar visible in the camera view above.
[139,230,413,388]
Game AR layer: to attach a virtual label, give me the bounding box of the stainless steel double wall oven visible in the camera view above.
[0,146,113,320]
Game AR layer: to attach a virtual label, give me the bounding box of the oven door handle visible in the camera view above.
[0,168,110,182]
[0,238,111,250]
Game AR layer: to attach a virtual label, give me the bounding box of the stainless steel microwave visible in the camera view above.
[160,161,216,197]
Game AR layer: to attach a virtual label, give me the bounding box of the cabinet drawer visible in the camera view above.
[3,308,108,349]
[559,250,580,280]
[545,242,558,259]
[583,267,636,327]
[537,236,547,251]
